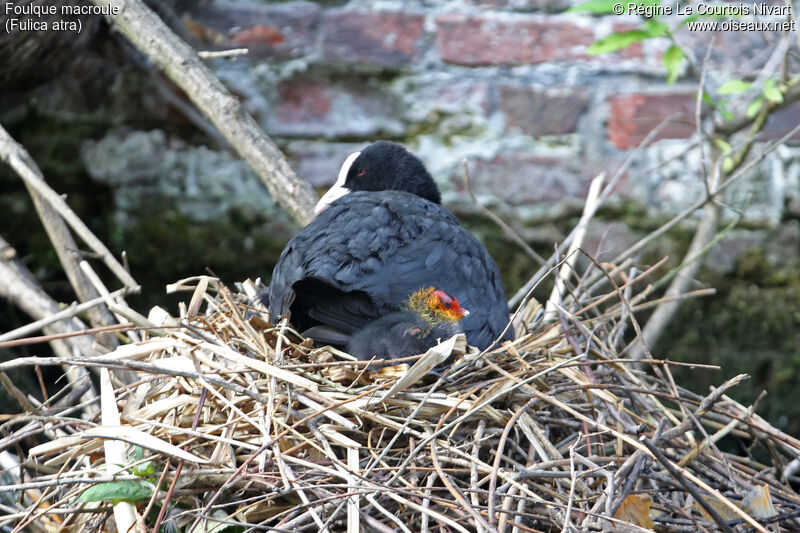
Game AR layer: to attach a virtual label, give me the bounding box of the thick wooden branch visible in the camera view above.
[91,0,318,226]
[26,188,122,348]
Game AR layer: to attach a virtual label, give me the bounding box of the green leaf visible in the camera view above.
[133,460,155,478]
[763,79,783,104]
[588,30,653,55]
[79,480,154,503]
[720,109,734,121]
[567,0,661,14]
[746,97,764,118]
[663,45,684,84]
[644,19,669,37]
[722,156,734,174]
[764,86,783,104]
[566,0,620,13]
[717,80,753,95]
[714,139,732,155]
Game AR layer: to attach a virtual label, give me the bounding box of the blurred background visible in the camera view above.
[1,0,798,431]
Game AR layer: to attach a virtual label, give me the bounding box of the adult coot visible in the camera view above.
[346,286,468,360]
[267,141,512,350]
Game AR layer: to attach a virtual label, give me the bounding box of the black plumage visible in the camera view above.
[266,141,512,350]
[346,311,459,361]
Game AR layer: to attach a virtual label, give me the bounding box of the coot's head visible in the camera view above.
[315,141,441,214]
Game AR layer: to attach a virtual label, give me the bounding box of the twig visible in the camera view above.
[0,288,132,343]
[544,173,605,321]
[197,48,249,59]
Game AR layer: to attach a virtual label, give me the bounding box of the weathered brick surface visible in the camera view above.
[498,85,588,137]
[192,1,320,60]
[607,91,697,149]
[435,14,594,66]
[267,78,404,138]
[400,77,490,122]
[321,11,425,67]
[452,152,591,206]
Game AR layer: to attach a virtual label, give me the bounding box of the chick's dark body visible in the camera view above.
[268,191,511,350]
[346,311,460,360]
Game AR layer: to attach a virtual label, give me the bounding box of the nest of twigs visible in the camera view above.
[3,274,800,532]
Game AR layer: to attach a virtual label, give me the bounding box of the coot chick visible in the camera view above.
[267,141,512,350]
[347,286,468,361]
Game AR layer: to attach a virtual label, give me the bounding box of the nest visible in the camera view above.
[3,275,800,533]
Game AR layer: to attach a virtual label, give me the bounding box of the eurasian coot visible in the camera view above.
[267,141,512,350]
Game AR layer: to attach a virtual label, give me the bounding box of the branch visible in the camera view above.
[91,0,318,226]
[0,124,139,290]
[25,184,124,350]
[0,236,97,403]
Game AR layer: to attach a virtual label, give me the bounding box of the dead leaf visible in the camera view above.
[613,494,655,530]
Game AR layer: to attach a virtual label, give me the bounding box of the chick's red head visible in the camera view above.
[407,287,469,324]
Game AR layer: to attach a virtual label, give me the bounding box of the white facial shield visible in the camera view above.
[314,151,361,215]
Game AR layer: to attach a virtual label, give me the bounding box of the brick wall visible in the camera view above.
[101,1,800,243]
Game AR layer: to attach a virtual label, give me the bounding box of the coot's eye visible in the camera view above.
[357,168,366,176]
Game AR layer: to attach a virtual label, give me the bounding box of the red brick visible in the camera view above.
[435,14,594,66]
[498,85,588,137]
[608,92,697,149]
[190,2,319,60]
[268,78,403,138]
[322,11,425,67]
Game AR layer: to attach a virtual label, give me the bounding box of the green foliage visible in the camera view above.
[566,0,620,14]
[717,80,753,95]
[714,139,734,173]
[663,45,684,84]
[714,138,732,155]
[747,97,764,118]
[78,479,154,504]
[567,0,660,13]
[588,30,653,55]
[763,78,783,104]
[132,446,156,478]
